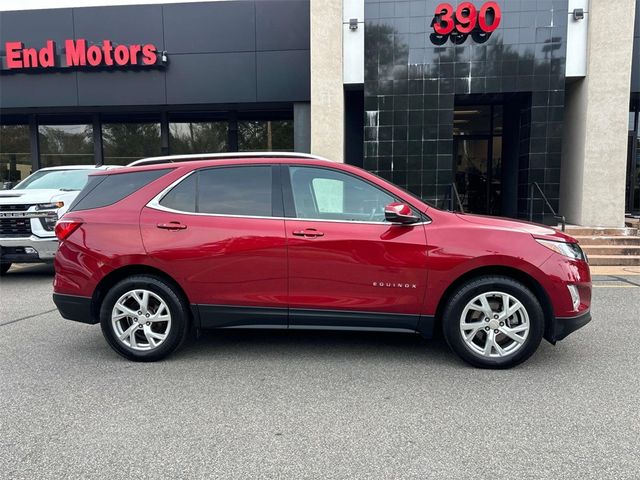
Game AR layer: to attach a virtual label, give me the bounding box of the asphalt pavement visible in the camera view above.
[1,264,639,479]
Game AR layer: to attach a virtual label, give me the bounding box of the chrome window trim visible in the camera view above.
[147,168,432,226]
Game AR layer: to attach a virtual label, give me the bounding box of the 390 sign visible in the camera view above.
[432,2,501,41]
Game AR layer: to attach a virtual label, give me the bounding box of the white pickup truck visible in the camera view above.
[0,165,117,275]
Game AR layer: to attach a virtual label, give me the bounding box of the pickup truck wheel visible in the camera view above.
[0,263,11,275]
[99,275,190,362]
[442,276,544,369]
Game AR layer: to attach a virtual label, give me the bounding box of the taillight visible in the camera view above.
[55,220,82,241]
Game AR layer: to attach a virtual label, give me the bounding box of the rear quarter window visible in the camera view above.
[68,169,171,212]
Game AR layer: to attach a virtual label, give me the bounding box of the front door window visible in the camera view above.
[289,166,395,222]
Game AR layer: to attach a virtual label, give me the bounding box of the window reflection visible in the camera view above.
[170,122,228,154]
[0,125,31,189]
[102,123,161,165]
[39,124,94,168]
[238,120,293,151]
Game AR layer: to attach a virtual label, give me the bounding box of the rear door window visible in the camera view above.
[197,166,272,216]
[158,165,274,217]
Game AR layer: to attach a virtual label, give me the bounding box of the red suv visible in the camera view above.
[53,153,591,368]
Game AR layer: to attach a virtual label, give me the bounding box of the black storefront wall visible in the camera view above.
[0,1,310,108]
[0,0,310,173]
[363,0,567,223]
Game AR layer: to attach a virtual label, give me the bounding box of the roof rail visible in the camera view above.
[127,152,333,167]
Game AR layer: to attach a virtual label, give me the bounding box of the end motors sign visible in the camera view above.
[2,39,166,71]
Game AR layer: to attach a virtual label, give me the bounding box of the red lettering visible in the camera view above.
[86,45,102,66]
[113,45,129,65]
[65,39,86,66]
[102,40,114,66]
[479,2,501,33]
[5,42,23,69]
[22,48,38,67]
[129,44,141,64]
[141,44,157,65]
[39,40,56,68]
[455,2,477,34]
[434,3,455,35]
[5,38,160,70]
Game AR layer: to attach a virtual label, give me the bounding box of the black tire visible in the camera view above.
[442,275,544,369]
[99,275,190,362]
[0,263,11,275]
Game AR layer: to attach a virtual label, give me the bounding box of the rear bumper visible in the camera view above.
[547,310,591,343]
[1,235,58,263]
[53,293,97,325]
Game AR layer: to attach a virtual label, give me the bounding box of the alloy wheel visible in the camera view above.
[459,291,530,358]
[111,289,172,351]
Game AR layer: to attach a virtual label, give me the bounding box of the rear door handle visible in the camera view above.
[157,222,187,231]
[292,228,324,238]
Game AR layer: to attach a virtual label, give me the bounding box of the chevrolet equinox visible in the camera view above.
[53,153,591,368]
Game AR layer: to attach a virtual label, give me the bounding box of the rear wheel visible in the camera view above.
[442,276,544,369]
[99,275,190,361]
[0,263,11,275]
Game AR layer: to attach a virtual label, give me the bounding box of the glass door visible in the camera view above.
[454,138,489,214]
[453,104,503,215]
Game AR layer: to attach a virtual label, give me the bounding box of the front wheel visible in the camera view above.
[0,263,12,275]
[442,276,544,369]
[99,275,190,361]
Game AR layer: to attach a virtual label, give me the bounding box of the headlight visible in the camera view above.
[536,238,587,261]
[36,202,64,231]
[36,202,64,210]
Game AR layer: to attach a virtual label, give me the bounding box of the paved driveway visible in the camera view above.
[1,265,639,479]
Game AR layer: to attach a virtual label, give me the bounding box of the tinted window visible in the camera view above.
[197,166,272,216]
[159,173,197,213]
[69,169,170,212]
[290,166,394,222]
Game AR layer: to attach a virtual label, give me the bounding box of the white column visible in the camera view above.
[560,0,636,226]
[310,0,344,162]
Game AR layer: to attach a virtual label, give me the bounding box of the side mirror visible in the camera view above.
[384,202,420,224]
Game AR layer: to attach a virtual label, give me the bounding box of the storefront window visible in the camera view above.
[170,122,228,154]
[39,124,94,168]
[0,125,31,189]
[238,120,293,151]
[102,123,161,165]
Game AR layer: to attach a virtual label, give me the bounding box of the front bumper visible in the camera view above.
[53,293,97,325]
[0,235,58,263]
[546,310,592,343]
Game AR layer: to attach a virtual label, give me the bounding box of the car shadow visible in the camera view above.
[2,263,54,279]
[170,328,456,366]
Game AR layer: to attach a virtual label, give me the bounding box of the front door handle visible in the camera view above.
[292,228,324,238]
[157,222,187,231]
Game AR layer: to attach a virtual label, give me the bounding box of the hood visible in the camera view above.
[0,189,79,206]
[455,213,576,242]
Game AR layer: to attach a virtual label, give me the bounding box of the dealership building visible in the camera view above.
[0,0,638,227]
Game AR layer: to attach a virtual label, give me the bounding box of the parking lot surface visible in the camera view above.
[1,264,639,479]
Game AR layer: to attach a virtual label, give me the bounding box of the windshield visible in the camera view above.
[14,169,93,191]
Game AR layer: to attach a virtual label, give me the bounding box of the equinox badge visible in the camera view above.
[372,282,417,289]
